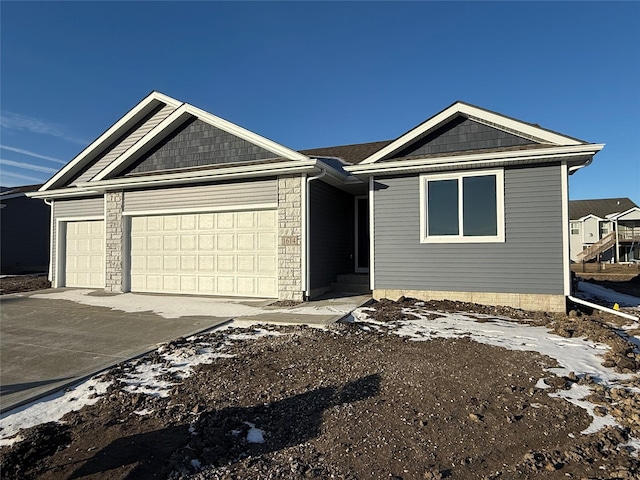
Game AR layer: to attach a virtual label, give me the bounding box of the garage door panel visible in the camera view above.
[65,220,104,288]
[130,211,277,297]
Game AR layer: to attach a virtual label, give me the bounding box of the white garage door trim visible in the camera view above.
[56,216,105,288]
[127,208,278,298]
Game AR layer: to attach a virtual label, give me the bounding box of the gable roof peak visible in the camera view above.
[358,101,589,165]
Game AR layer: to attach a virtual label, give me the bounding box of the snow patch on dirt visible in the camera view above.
[577,281,640,309]
[0,375,111,446]
[351,305,639,448]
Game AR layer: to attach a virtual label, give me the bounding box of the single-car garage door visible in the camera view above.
[64,220,104,288]
[130,210,277,297]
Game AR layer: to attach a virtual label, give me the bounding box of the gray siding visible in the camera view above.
[71,103,176,185]
[51,197,105,281]
[0,197,50,274]
[392,117,534,158]
[123,179,277,212]
[309,181,354,289]
[124,119,279,175]
[373,165,564,295]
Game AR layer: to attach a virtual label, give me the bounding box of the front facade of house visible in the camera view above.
[569,198,640,263]
[30,92,604,311]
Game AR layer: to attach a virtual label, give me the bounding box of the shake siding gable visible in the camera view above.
[124,119,280,175]
[390,117,535,158]
[71,103,176,185]
[373,165,564,295]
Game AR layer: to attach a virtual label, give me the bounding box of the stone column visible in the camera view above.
[104,190,124,293]
[277,176,304,301]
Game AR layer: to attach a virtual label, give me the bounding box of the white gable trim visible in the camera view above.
[359,102,585,165]
[39,92,181,192]
[91,103,308,182]
[608,206,640,221]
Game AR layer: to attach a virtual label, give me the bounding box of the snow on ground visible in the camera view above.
[0,326,282,446]
[350,305,640,452]
[2,301,639,453]
[577,281,640,310]
[29,289,357,319]
[0,375,111,447]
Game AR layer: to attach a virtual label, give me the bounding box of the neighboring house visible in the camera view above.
[569,198,640,263]
[1,184,50,274]
[29,92,604,312]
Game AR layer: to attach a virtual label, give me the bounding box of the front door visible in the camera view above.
[355,196,369,273]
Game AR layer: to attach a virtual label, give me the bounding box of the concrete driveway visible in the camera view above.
[0,289,369,413]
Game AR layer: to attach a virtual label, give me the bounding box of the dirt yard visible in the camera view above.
[1,298,639,480]
[0,275,50,295]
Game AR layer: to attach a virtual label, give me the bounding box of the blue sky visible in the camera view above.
[1,1,638,202]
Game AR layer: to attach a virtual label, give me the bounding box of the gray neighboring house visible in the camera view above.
[29,92,604,312]
[569,198,640,263]
[1,184,50,274]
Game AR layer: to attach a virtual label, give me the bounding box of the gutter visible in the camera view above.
[568,295,639,321]
[303,166,327,300]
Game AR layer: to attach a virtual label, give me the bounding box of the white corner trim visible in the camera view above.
[359,102,586,165]
[40,92,180,192]
[123,203,278,217]
[419,169,505,244]
[561,162,571,296]
[369,176,375,290]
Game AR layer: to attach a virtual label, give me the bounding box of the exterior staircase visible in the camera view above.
[576,231,616,263]
[330,273,371,295]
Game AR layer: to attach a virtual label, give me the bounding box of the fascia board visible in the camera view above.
[346,144,605,175]
[39,91,178,192]
[27,189,103,200]
[75,160,321,191]
[91,103,310,183]
[359,102,585,165]
[579,214,604,221]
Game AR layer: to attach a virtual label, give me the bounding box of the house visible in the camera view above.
[569,198,640,263]
[28,92,604,312]
[1,184,50,274]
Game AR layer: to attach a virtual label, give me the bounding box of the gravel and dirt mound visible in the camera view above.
[2,308,639,480]
[0,275,50,295]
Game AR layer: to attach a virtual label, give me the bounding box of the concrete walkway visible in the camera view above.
[0,289,370,413]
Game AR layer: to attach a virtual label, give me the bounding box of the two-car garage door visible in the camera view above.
[129,210,278,297]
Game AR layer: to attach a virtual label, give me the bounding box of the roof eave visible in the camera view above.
[345,144,604,176]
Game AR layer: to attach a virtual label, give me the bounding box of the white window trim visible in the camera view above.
[419,168,505,244]
[570,222,581,235]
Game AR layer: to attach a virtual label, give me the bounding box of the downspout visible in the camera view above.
[44,198,54,282]
[304,166,326,300]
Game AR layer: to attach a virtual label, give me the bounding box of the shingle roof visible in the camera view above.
[569,198,638,220]
[299,140,393,165]
[0,184,43,197]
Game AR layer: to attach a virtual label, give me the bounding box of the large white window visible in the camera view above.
[420,169,505,243]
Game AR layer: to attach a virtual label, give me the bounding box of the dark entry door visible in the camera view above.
[356,197,369,272]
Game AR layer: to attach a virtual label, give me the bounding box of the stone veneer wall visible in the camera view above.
[105,191,124,293]
[278,176,304,301]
